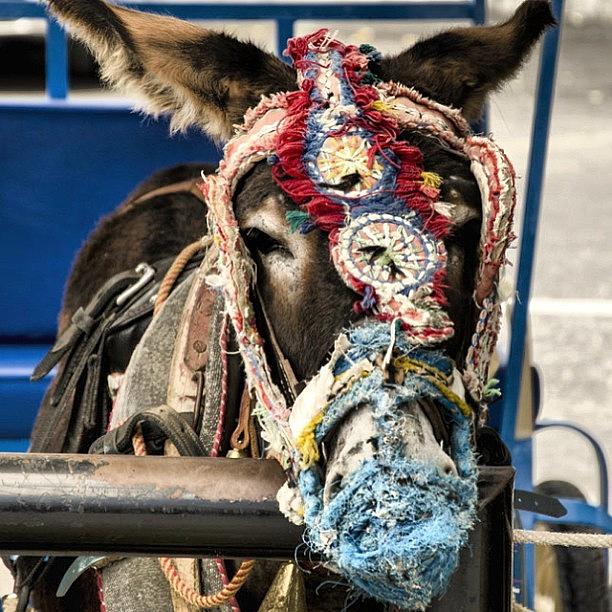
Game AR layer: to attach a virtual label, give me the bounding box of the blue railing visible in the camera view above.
[0,0,486,99]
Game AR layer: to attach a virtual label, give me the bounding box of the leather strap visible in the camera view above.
[89,405,206,457]
[131,179,206,206]
[255,288,303,404]
[31,269,143,381]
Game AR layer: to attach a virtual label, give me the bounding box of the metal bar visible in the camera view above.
[276,18,295,59]
[45,17,69,99]
[0,1,478,21]
[0,454,303,559]
[500,0,564,443]
[0,454,512,563]
[500,6,565,605]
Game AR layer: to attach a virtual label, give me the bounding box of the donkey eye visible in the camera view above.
[242,227,291,257]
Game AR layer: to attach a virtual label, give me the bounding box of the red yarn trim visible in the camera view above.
[95,570,107,612]
[272,31,453,317]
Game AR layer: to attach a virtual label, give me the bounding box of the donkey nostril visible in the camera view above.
[326,475,344,502]
[440,461,458,477]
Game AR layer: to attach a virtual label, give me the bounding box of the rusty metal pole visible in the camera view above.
[0,454,303,559]
[0,454,515,610]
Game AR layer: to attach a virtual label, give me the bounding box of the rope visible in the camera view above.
[132,427,255,608]
[153,237,211,317]
[514,529,612,549]
[508,529,612,612]
[160,557,255,609]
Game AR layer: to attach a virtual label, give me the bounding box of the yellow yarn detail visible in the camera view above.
[294,370,370,469]
[429,379,473,419]
[421,171,443,189]
[392,357,473,419]
[370,100,391,113]
[295,410,325,469]
[393,356,447,384]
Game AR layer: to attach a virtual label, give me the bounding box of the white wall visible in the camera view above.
[492,0,612,24]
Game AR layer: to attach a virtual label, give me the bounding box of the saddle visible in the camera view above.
[10,247,251,612]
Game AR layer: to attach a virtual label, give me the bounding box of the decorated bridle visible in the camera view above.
[202,30,517,608]
[203,28,515,452]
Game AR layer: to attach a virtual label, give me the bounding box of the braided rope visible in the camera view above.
[160,557,255,609]
[514,529,612,549]
[132,428,255,608]
[153,237,211,317]
[509,529,612,612]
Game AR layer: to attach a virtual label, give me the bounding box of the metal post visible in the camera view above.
[471,0,488,134]
[498,2,565,607]
[500,0,564,444]
[276,18,295,59]
[46,18,69,99]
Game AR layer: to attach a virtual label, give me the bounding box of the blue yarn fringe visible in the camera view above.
[297,322,478,610]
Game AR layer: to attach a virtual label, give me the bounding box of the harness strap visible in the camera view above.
[255,288,302,403]
[89,404,206,457]
[229,388,252,452]
[31,269,145,382]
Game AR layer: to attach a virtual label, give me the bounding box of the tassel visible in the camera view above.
[421,171,443,189]
[359,285,377,311]
[285,210,311,233]
[483,378,502,400]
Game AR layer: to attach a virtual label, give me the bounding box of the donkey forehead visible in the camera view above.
[233,141,482,229]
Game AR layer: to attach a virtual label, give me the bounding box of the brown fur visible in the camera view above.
[30,2,554,609]
[378,1,555,119]
[47,0,296,139]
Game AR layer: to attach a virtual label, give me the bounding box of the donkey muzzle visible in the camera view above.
[323,398,457,506]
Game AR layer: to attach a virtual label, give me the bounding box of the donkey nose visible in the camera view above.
[323,401,458,506]
[401,403,458,477]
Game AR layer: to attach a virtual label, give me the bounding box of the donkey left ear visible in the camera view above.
[45,0,296,141]
[377,1,556,120]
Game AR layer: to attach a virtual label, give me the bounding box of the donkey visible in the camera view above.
[23,1,554,611]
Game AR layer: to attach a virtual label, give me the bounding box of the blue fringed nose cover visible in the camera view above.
[282,322,478,610]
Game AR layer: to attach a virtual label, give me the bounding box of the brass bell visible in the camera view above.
[226,448,248,459]
[258,562,307,612]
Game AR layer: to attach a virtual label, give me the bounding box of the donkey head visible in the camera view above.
[47,0,552,375]
[47,0,553,605]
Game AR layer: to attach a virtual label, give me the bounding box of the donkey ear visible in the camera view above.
[46,0,296,141]
[378,1,556,120]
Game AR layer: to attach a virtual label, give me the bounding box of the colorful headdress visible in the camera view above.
[203,29,516,422]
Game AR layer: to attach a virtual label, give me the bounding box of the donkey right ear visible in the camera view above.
[46,0,296,141]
